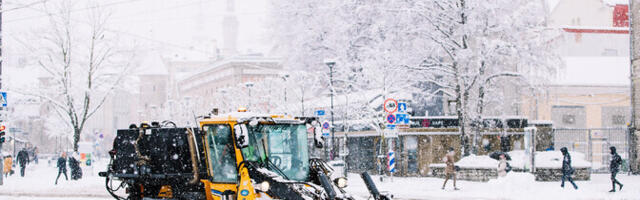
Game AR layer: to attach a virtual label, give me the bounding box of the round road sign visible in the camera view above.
[386,114,396,124]
[383,98,398,114]
[322,121,330,129]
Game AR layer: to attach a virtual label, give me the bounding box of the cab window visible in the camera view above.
[205,125,237,183]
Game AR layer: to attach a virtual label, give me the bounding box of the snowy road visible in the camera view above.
[2,160,639,200]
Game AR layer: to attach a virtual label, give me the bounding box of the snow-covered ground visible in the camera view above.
[2,159,639,200]
[0,159,121,199]
[345,172,640,200]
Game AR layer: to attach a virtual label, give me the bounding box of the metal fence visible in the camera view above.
[553,128,629,173]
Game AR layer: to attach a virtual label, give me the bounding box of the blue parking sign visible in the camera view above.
[396,113,408,125]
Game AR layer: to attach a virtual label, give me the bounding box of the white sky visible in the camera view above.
[3,0,272,57]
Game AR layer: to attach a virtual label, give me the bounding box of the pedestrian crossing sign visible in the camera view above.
[0,92,6,107]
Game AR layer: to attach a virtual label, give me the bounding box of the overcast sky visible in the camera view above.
[3,0,272,58]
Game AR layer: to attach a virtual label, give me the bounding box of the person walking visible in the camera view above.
[497,154,508,177]
[560,147,578,190]
[16,148,29,177]
[608,146,623,192]
[55,152,68,185]
[3,154,12,178]
[441,147,459,190]
[33,147,39,165]
[69,152,82,180]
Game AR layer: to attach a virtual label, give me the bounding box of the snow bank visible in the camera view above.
[430,150,590,170]
[456,155,499,168]
[430,155,499,169]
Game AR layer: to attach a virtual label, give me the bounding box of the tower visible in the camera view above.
[222,0,238,56]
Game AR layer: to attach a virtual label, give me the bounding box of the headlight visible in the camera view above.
[258,181,270,191]
[334,177,348,188]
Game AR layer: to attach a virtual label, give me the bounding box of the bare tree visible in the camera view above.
[14,1,135,152]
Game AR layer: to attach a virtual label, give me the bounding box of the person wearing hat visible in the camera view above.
[560,147,578,190]
[608,146,623,192]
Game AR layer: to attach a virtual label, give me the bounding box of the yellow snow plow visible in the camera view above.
[99,110,392,200]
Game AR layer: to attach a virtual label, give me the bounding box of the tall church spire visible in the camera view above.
[222,0,238,56]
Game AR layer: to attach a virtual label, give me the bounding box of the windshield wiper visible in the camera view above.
[265,157,290,180]
[259,136,290,180]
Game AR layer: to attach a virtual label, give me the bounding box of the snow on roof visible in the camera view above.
[307,89,413,109]
[179,55,280,82]
[529,120,554,125]
[557,56,629,86]
[561,26,629,31]
[603,0,628,5]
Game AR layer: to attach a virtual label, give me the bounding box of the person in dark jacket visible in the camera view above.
[69,153,82,180]
[55,152,68,185]
[16,148,29,177]
[609,146,623,192]
[560,147,578,190]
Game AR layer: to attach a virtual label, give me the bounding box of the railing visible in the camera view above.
[553,128,629,173]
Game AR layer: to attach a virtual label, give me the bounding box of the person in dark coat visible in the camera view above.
[16,148,29,177]
[609,146,623,192]
[55,152,68,185]
[69,153,82,180]
[560,147,578,190]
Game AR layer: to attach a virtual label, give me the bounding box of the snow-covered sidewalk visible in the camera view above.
[345,172,640,200]
[0,159,120,198]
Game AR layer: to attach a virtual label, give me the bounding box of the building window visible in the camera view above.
[612,115,626,125]
[562,115,575,125]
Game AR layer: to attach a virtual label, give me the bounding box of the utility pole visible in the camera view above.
[631,0,640,174]
[0,0,5,186]
[325,59,336,161]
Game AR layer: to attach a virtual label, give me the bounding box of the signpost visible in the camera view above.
[321,121,330,137]
[397,102,407,113]
[386,114,396,124]
[383,98,398,114]
[316,110,325,116]
[0,92,6,107]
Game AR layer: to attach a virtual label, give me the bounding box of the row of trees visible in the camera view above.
[268,0,562,155]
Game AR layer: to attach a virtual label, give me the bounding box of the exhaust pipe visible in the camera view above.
[186,128,200,185]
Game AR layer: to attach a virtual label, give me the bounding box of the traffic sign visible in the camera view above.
[383,127,398,138]
[316,110,325,116]
[396,113,407,125]
[322,121,330,130]
[383,98,398,114]
[398,102,407,113]
[0,92,6,107]
[386,114,396,124]
[322,121,330,137]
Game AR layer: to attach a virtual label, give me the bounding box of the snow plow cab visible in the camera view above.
[100,112,388,200]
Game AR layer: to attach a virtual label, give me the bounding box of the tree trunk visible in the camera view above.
[73,128,80,152]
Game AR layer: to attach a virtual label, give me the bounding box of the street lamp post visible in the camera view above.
[245,82,254,109]
[282,74,290,114]
[324,59,336,160]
